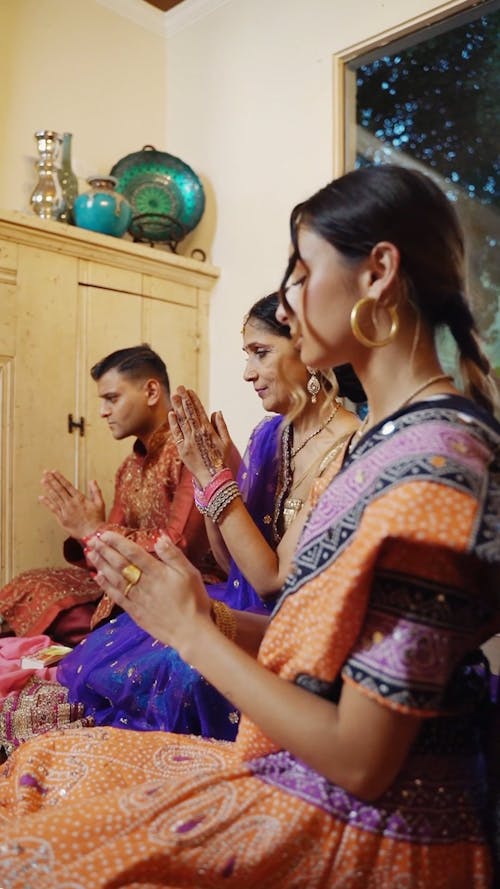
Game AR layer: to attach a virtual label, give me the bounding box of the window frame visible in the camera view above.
[331,0,496,176]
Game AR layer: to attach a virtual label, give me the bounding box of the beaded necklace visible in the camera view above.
[291,401,340,459]
[272,401,341,543]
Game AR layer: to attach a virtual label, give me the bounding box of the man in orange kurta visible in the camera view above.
[0,345,220,645]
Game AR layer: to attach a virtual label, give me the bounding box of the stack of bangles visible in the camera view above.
[193,467,241,523]
[210,599,237,641]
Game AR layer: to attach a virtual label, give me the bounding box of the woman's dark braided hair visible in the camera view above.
[281,164,498,415]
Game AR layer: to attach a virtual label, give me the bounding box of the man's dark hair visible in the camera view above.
[90,344,170,394]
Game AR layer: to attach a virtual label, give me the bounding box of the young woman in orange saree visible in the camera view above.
[0,164,498,889]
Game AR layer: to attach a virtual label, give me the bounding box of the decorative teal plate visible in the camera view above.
[110,145,205,243]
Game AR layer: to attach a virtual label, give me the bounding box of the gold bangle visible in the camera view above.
[210,599,237,641]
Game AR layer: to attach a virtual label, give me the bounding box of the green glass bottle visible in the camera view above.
[58,132,79,224]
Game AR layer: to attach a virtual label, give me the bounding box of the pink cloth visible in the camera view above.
[0,635,59,703]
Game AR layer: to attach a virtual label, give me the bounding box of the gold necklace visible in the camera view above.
[284,430,353,531]
[349,373,453,453]
[291,401,340,459]
[397,373,453,408]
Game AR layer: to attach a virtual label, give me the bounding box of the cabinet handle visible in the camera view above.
[68,413,85,436]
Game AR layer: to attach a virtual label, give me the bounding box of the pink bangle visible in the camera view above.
[203,468,234,501]
[193,485,208,515]
[196,468,234,508]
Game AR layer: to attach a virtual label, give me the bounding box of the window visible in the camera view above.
[339,0,500,377]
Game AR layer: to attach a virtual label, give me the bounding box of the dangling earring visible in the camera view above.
[306,367,321,403]
[350,297,399,348]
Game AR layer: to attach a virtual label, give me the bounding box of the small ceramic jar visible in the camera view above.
[73,176,132,237]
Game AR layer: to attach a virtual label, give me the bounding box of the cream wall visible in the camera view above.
[0,0,472,453]
[0,0,166,211]
[164,0,474,451]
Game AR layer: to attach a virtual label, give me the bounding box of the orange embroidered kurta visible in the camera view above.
[0,422,218,637]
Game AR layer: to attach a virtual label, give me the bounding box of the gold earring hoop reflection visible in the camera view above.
[350,297,399,348]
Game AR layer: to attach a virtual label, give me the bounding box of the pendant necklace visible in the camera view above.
[272,400,340,542]
[291,401,340,459]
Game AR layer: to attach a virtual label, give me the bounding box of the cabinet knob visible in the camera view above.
[67,413,85,436]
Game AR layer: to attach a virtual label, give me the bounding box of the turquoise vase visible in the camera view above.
[73,176,132,237]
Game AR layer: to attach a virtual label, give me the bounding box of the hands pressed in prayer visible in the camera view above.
[169,387,241,484]
[39,470,106,539]
[87,531,213,654]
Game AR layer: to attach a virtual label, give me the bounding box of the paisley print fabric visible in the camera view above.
[0,397,498,888]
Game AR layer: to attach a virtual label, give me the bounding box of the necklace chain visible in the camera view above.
[397,373,453,409]
[272,402,341,543]
[291,401,340,459]
[349,373,453,453]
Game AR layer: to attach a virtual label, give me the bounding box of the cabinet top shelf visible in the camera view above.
[0,208,219,289]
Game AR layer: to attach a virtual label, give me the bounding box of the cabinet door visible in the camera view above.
[143,274,206,401]
[78,285,143,518]
[0,240,16,583]
[79,284,202,513]
[144,297,200,393]
[11,247,79,572]
[0,239,16,358]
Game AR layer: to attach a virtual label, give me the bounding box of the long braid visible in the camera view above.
[449,308,498,414]
[423,288,499,415]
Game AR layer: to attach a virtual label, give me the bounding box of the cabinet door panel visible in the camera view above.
[0,282,16,356]
[13,248,78,571]
[79,286,143,515]
[143,297,200,396]
[144,275,197,307]
[79,259,142,295]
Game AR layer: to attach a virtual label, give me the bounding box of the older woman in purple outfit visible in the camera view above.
[56,293,360,739]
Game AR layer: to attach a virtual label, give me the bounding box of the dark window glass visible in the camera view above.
[349,2,500,377]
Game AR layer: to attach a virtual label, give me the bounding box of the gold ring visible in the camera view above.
[121,563,141,586]
[175,436,184,445]
[123,580,135,598]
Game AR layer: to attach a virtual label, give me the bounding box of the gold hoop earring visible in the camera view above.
[306,367,321,403]
[350,297,399,348]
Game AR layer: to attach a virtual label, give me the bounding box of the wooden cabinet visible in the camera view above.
[0,210,218,582]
